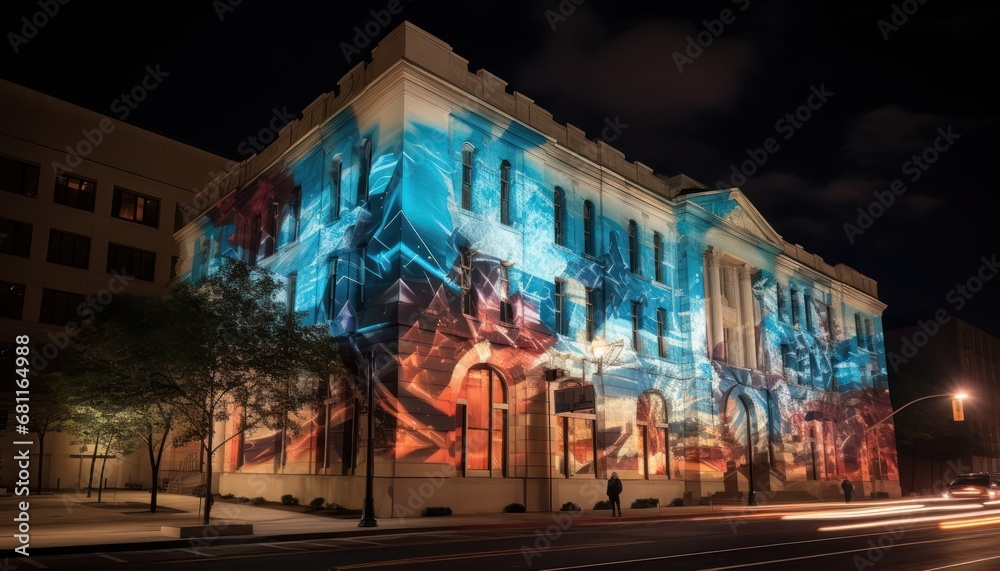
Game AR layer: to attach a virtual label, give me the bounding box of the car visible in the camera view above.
[942,473,1000,499]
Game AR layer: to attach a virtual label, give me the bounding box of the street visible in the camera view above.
[14,499,1000,570]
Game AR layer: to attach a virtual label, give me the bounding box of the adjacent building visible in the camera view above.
[0,79,231,492]
[173,22,897,515]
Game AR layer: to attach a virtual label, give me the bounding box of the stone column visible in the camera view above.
[705,247,724,360]
[738,265,758,370]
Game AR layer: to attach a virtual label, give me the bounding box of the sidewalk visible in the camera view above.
[1,490,841,556]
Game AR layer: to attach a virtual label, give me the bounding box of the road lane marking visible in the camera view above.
[175,548,216,557]
[15,558,48,568]
[925,555,1000,570]
[95,553,128,562]
[262,543,307,551]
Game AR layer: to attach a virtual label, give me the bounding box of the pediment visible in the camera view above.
[683,189,784,249]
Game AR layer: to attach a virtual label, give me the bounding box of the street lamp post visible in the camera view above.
[358,352,378,527]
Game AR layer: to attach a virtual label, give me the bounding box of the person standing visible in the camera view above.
[842,478,854,503]
[607,472,624,517]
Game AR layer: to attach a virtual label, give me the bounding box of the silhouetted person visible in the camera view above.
[842,478,854,503]
[607,472,623,516]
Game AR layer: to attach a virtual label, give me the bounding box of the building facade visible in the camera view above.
[171,23,897,515]
[0,79,231,492]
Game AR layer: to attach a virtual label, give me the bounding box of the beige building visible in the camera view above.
[0,79,230,492]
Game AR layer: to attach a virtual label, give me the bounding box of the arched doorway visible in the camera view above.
[455,366,508,477]
[724,392,760,504]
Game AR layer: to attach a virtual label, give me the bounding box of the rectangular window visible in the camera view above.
[855,313,864,348]
[287,273,297,315]
[330,156,342,220]
[54,172,96,211]
[499,160,511,225]
[106,242,155,282]
[865,318,875,351]
[461,144,473,210]
[554,187,565,246]
[112,187,160,228]
[790,288,800,328]
[804,294,813,331]
[554,279,566,336]
[585,288,596,342]
[657,308,668,358]
[564,418,596,476]
[826,304,834,339]
[628,220,639,275]
[583,200,594,256]
[39,287,86,325]
[631,300,642,354]
[0,281,26,319]
[263,203,276,258]
[499,265,513,323]
[461,248,475,316]
[47,229,90,269]
[0,217,32,258]
[0,155,39,198]
[777,284,785,322]
[653,232,663,283]
[358,138,372,204]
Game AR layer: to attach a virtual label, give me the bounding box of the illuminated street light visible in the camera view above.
[865,392,970,432]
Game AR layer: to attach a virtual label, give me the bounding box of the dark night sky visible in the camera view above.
[2,0,998,337]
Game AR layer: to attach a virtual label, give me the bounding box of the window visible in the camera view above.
[286,273,297,315]
[854,313,864,348]
[499,160,511,225]
[170,255,179,280]
[112,188,160,227]
[628,220,639,274]
[0,281,26,319]
[583,200,595,256]
[325,259,338,321]
[53,172,96,211]
[790,288,800,328]
[106,243,155,282]
[247,214,261,265]
[631,300,642,353]
[865,318,875,351]
[559,417,596,477]
[657,308,668,358]
[585,288,596,342]
[0,218,32,258]
[637,392,669,478]
[47,229,90,269]
[553,186,565,246]
[39,288,85,325]
[804,294,813,331]
[826,304,834,338]
[777,284,785,322]
[461,143,474,210]
[554,279,567,335]
[499,264,513,324]
[357,138,372,204]
[456,367,507,475]
[330,156,342,220]
[653,232,663,282]
[262,202,277,258]
[279,187,301,246]
[780,343,790,377]
[0,155,39,198]
[460,247,475,316]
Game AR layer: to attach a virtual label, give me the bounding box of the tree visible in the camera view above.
[153,259,342,524]
[26,370,71,494]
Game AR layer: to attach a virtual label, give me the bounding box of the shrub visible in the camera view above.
[669,497,685,507]
[309,497,326,509]
[325,502,342,510]
[236,496,250,504]
[220,494,234,500]
[560,502,581,511]
[503,503,526,513]
[630,497,659,509]
[593,500,612,510]
[250,496,266,505]
[421,506,453,517]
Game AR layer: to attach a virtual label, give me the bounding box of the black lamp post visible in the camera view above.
[358,352,378,527]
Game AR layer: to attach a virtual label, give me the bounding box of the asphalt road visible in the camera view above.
[12,503,1000,570]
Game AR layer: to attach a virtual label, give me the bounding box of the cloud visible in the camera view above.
[515,9,757,127]
[844,106,947,158]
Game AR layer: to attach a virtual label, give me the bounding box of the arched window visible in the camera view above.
[637,392,670,478]
[499,160,511,225]
[455,367,507,476]
[553,186,566,246]
[278,186,301,247]
[461,143,475,210]
[653,231,663,282]
[583,200,595,256]
[628,219,639,274]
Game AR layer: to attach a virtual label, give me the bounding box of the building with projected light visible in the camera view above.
[174,22,897,514]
